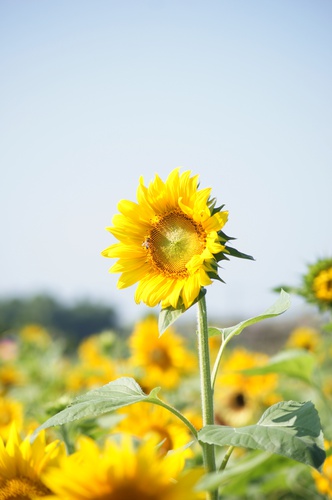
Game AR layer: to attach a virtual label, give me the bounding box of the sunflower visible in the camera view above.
[312,441,332,497]
[128,315,196,389]
[115,403,193,458]
[280,258,332,312]
[102,168,249,310]
[312,266,332,305]
[286,326,321,353]
[214,348,280,426]
[20,324,52,348]
[0,397,23,441]
[42,435,204,500]
[0,424,64,499]
[302,258,332,310]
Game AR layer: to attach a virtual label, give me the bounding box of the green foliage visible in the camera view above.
[209,290,291,342]
[0,294,118,342]
[198,401,325,472]
[34,377,157,434]
[240,349,317,384]
[158,288,206,335]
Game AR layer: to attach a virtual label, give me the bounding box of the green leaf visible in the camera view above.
[209,290,291,341]
[198,400,325,471]
[224,245,255,261]
[158,288,206,335]
[158,305,185,335]
[33,377,159,436]
[240,349,316,384]
[198,452,307,496]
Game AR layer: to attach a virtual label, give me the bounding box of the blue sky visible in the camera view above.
[1,1,331,325]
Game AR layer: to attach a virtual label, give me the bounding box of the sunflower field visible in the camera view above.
[1,170,331,499]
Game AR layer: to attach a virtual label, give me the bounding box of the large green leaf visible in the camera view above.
[208,290,291,342]
[33,377,160,435]
[33,377,198,440]
[240,349,316,384]
[198,400,325,471]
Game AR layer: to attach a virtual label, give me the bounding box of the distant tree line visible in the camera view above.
[0,294,119,343]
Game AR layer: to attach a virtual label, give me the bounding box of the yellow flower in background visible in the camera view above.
[20,324,52,347]
[0,398,23,441]
[218,348,278,397]
[102,168,229,310]
[0,364,23,394]
[214,348,279,426]
[301,258,332,311]
[128,316,196,389]
[78,332,116,365]
[312,441,332,497]
[0,424,64,499]
[115,403,193,458]
[313,267,332,304]
[65,356,117,392]
[214,385,257,427]
[286,326,321,352]
[43,435,204,500]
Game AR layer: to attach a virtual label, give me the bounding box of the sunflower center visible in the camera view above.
[232,392,246,409]
[150,347,172,370]
[147,211,205,276]
[0,477,50,500]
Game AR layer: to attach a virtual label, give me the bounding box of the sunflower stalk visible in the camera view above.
[197,293,218,500]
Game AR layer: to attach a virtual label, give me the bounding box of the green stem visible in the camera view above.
[211,333,228,390]
[197,294,218,500]
[219,445,234,471]
[146,399,198,439]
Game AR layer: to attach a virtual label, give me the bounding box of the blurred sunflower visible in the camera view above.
[20,324,52,348]
[0,424,64,499]
[128,316,196,389]
[65,356,117,392]
[214,385,257,427]
[279,258,332,312]
[312,441,332,497]
[214,348,280,426]
[42,435,204,500]
[115,403,193,458]
[102,168,251,310]
[286,326,321,353]
[0,397,23,441]
[0,364,23,394]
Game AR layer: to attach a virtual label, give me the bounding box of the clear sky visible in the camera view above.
[1,1,331,326]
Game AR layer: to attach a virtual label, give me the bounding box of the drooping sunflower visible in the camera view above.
[0,423,64,499]
[42,435,204,500]
[102,168,251,310]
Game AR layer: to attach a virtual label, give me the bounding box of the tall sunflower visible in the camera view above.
[42,435,204,500]
[0,424,64,499]
[102,168,250,310]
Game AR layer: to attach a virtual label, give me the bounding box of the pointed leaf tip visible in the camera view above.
[198,400,325,471]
